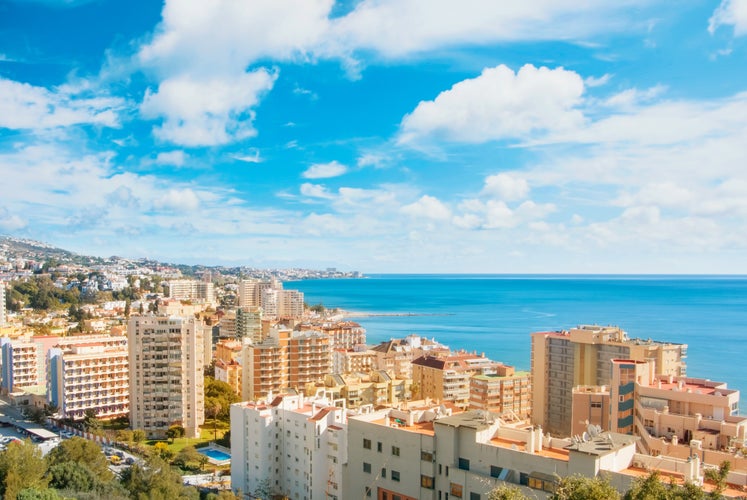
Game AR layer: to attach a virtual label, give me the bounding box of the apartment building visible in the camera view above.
[469,366,531,420]
[370,335,450,381]
[572,358,747,464]
[0,337,43,393]
[411,352,508,407]
[215,358,241,396]
[332,347,376,374]
[47,335,129,420]
[261,288,305,320]
[236,306,262,342]
[238,278,280,309]
[167,279,215,304]
[242,328,290,402]
[230,394,347,500]
[345,405,664,500]
[313,370,410,409]
[531,325,688,436]
[0,282,6,327]
[288,330,331,391]
[128,314,205,438]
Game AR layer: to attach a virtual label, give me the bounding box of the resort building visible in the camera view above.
[127,314,205,438]
[531,325,688,436]
[230,393,347,500]
[469,366,531,420]
[47,335,129,420]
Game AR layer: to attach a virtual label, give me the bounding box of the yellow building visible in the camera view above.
[469,366,531,420]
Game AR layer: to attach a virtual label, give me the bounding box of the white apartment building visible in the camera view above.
[230,393,348,500]
[0,337,42,393]
[0,282,6,327]
[128,314,205,438]
[238,279,280,309]
[47,335,129,420]
[168,279,215,304]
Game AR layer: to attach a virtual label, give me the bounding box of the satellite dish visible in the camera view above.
[582,432,590,442]
[587,424,599,438]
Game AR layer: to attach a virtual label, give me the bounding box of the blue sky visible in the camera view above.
[1,0,746,273]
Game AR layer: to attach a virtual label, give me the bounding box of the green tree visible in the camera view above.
[48,461,96,492]
[488,484,531,500]
[121,457,199,500]
[0,439,49,499]
[550,474,620,500]
[17,488,63,500]
[154,442,174,461]
[704,460,730,499]
[132,429,146,443]
[166,425,185,444]
[46,436,113,483]
[173,445,201,470]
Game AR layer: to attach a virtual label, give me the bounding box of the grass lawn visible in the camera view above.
[145,419,229,454]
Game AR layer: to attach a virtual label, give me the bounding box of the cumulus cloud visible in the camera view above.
[709,0,747,36]
[140,70,277,146]
[401,195,452,221]
[300,183,334,199]
[0,77,122,130]
[454,198,555,230]
[399,64,585,144]
[482,173,530,201]
[302,161,348,179]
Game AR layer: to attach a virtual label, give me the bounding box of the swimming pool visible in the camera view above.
[199,445,231,465]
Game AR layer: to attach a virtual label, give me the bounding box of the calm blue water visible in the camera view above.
[200,447,231,461]
[294,275,747,405]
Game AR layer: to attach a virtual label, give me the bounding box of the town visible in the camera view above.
[0,240,745,499]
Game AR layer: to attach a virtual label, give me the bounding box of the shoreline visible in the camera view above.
[340,312,455,318]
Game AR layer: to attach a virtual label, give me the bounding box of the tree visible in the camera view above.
[46,436,113,483]
[154,442,174,461]
[132,429,146,443]
[166,425,185,443]
[17,488,63,500]
[0,439,49,499]
[82,409,102,434]
[173,445,201,470]
[550,474,620,500]
[121,457,199,500]
[48,461,96,492]
[488,484,531,500]
[704,460,730,499]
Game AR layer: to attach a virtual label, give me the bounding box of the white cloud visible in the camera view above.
[155,150,187,166]
[0,207,27,231]
[302,161,348,179]
[140,70,277,146]
[709,0,747,36]
[401,195,452,221]
[584,74,612,88]
[233,148,263,163]
[300,183,334,199]
[357,152,387,168]
[399,64,585,144]
[0,77,122,130]
[603,85,667,110]
[329,0,653,58]
[482,173,530,201]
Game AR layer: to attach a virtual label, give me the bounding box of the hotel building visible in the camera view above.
[128,314,205,438]
[47,335,129,420]
[531,325,687,436]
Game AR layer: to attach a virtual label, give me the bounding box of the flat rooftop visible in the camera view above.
[489,436,570,461]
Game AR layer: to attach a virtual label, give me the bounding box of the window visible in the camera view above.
[470,494,481,500]
[381,468,386,478]
[392,470,400,482]
[421,451,434,462]
[490,466,503,478]
[363,438,371,449]
[590,401,602,408]
[392,446,400,456]
[421,475,435,489]
[363,462,371,473]
[377,441,383,452]
[458,457,469,471]
[365,487,372,497]
[450,483,463,498]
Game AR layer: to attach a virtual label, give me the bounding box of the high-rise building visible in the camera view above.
[0,282,6,327]
[238,278,280,309]
[531,324,688,437]
[167,279,215,304]
[0,338,42,393]
[128,314,205,438]
[47,335,129,420]
[236,306,262,341]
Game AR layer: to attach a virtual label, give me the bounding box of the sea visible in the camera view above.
[294,274,747,407]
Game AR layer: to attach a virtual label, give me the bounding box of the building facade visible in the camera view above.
[0,337,42,393]
[47,335,129,420]
[128,314,205,438]
[469,366,531,420]
[531,325,688,436]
